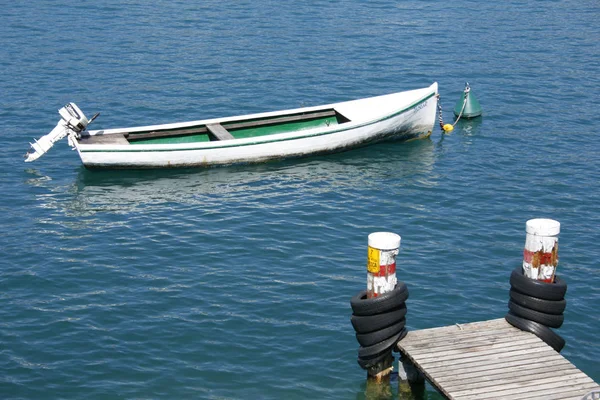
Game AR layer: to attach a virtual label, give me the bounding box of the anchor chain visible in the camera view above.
[436,94,445,130]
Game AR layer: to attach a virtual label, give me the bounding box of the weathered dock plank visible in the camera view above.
[397,318,599,400]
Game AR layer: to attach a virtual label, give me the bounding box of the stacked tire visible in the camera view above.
[505,267,567,352]
[350,282,409,369]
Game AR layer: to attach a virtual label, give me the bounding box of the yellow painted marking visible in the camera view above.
[367,246,380,274]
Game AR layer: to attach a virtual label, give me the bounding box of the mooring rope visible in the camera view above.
[453,84,470,124]
[438,83,471,133]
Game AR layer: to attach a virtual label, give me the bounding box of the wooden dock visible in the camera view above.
[397,318,599,400]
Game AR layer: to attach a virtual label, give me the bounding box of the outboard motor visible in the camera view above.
[59,103,90,134]
[25,103,97,163]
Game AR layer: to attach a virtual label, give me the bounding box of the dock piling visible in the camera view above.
[398,354,426,400]
[351,232,409,389]
[366,232,400,384]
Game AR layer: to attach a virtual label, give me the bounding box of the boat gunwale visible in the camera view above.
[78,86,437,154]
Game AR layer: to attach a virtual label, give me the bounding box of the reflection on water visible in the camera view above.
[434,116,483,154]
[27,140,437,217]
[24,169,54,187]
[456,116,483,136]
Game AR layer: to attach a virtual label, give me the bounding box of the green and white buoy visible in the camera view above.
[454,82,482,119]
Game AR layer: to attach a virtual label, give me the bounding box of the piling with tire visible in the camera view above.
[505,219,567,352]
[350,232,409,383]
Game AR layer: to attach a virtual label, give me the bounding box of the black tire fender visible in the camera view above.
[356,318,407,347]
[351,305,407,334]
[505,312,565,352]
[357,349,391,369]
[509,289,566,315]
[508,299,564,329]
[350,282,409,316]
[509,267,567,301]
[358,328,407,360]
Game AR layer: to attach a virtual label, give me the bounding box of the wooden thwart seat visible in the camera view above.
[78,134,130,145]
[206,123,235,141]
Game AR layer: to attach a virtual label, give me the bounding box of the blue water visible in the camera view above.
[1,1,599,399]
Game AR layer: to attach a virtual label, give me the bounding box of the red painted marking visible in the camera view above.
[523,249,554,265]
[371,263,396,277]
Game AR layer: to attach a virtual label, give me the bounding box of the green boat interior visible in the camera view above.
[78,109,351,145]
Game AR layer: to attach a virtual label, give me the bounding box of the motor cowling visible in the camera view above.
[58,103,89,133]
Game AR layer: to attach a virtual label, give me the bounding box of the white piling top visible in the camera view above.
[368,232,401,250]
[526,219,560,236]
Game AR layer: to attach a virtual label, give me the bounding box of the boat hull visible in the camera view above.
[75,83,438,169]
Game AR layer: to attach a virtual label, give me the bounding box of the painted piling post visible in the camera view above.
[367,232,400,299]
[506,218,567,352]
[365,232,400,384]
[523,219,560,282]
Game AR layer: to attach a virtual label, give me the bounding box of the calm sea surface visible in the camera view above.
[1,1,599,399]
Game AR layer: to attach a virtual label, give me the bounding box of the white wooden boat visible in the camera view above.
[25,83,438,169]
